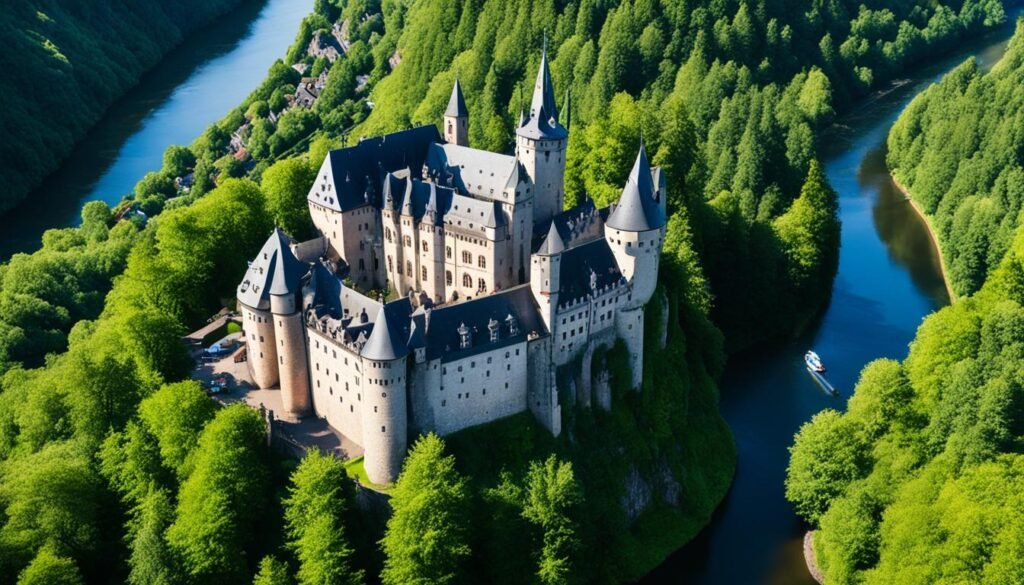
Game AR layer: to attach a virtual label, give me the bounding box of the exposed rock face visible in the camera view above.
[620,458,682,524]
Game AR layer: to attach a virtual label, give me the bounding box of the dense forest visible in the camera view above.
[888,20,1024,296]
[0,0,1013,583]
[0,0,252,214]
[787,21,1024,584]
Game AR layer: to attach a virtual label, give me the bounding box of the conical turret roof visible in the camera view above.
[536,221,564,255]
[362,304,410,361]
[606,141,666,232]
[516,39,568,141]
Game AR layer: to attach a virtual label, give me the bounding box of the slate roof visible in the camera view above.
[445,77,469,118]
[308,125,442,212]
[516,44,568,141]
[536,221,564,255]
[606,142,666,232]
[422,285,546,361]
[361,300,413,361]
[557,238,624,305]
[445,193,506,233]
[425,143,519,200]
[238,229,308,310]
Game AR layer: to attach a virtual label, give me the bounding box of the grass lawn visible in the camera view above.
[344,456,392,492]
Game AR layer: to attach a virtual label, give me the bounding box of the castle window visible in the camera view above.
[280,356,284,365]
[382,392,387,398]
[404,235,411,247]
[446,271,453,286]
[463,273,472,287]
[478,278,485,291]
[346,382,349,390]
[374,405,378,413]
[335,373,339,382]
[387,256,393,272]
[462,251,471,263]
[406,261,412,277]
[483,389,487,395]
[442,400,446,407]
[446,246,452,259]
[422,240,428,252]
[386,228,392,242]
[421,266,427,281]
[478,256,486,268]
[350,405,354,412]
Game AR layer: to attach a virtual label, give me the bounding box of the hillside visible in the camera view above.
[0,0,1013,583]
[0,0,248,214]
[787,20,1024,584]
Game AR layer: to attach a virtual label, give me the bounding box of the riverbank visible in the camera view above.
[804,531,824,584]
[891,175,958,303]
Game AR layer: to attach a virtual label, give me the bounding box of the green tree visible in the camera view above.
[16,548,84,585]
[127,488,178,585]
[283,450,363,585]
[380,434,471,585]
[786,410,870,524]
[167,405,269,582]
[261,158,317,239]
[138,381,217,477]
[521,456,583,585]
[253,556,293,585]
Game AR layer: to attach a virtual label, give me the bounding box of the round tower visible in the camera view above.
[240,304,278,388]
[605,142,666,310]
[271,291,311,419]
[360,305,410,485]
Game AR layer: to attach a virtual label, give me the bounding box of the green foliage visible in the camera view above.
[0,0,248,213]
[253,556,293,585]
[262,158,317,240]
[786,410,871,525]
[283,450,363,585]
[138,381,217,478]
[381,434,471,585]
[167,405,269,583]
[126,488,178,585]
[792,31,1024,581]
[888,20,1024,296]
[16,548,84,585]
[521,456,583,585]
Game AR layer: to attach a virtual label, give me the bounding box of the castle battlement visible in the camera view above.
[237,46,666,484]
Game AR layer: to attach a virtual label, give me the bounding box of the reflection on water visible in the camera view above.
[0,0,312,261]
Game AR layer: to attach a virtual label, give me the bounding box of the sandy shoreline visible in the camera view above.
[889,175,958,303]
[804,530,825,584]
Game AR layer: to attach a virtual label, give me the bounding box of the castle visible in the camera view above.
[237,47,667,484]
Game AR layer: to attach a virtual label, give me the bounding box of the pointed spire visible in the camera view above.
[362,304,409,360]
[537,221,564,256]
[445,75,468,118]
[529,37,558,124]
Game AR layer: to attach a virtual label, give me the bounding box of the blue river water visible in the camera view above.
[0,0,313,261]
[643,15,1021,585]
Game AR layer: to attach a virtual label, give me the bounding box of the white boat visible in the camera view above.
[804,350,825,373]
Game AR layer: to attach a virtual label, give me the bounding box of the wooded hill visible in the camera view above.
[788,20,1024,584]
[0,0,247,214]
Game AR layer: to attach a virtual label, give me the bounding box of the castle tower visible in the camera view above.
[605,142,667,391]
[530,222,563,331]
[516,40,568,228]
[444,76,469,146]
[237,229,312,415]
[360,305,409,485]
[605,140,667,309]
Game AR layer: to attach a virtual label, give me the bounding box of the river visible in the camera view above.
[0,0,313,262]
[641,14,1022,585]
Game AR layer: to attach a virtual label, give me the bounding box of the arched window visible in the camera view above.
[446,271,453,285]
[387,256,393,272]
[478,278,486,291]
[446,246,452,259]
[385,228,392,242]
[463,273,472,287]
[404,235,411,247]
[421,266,427,281]
[478,255,486,268]
[421,240,428,252]
[406,261,413,277]
[462,251,471,263]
